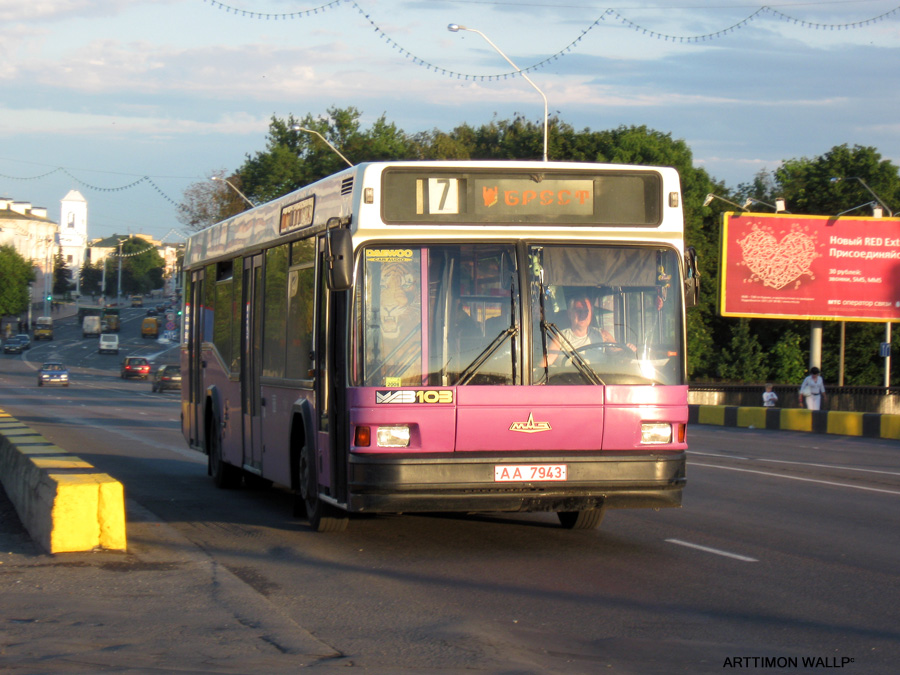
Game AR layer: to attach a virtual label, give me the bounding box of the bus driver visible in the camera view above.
[546,292,615,365]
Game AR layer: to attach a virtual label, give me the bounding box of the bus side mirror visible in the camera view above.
[683,246,700,308]
[326,226,353,291]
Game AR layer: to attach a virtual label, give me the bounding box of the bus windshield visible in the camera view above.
[353,243,683,388]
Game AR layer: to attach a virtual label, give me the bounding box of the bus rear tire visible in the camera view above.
[299,445,348,532]
[209,423,242,489]
[557,508,605,530]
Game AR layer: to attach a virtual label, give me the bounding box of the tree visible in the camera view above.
[79,262,103,296]
[53,250,73,295]
[177,168,248,232]
[0,245,36,316]
[774,144,898,217]
[116,238,166,294]
[771,330,806,384]
[717,319,768,382]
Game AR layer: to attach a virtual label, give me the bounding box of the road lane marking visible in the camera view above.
[666,539,758,562]
[691,451,900,477]
[691,462,900,496]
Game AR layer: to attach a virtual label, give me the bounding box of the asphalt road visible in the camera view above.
[1,314,898,673]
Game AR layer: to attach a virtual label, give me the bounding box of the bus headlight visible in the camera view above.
[641,422,672,444]
[376,425,411,448]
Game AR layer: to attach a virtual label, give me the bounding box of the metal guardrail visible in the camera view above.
[689,384,900,415]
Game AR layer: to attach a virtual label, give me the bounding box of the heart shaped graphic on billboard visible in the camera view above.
[737,227,817,290]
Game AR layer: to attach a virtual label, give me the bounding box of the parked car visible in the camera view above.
[38,361,69,387]
[151,364,182,392]
[98,333,119,354]
[3,335,28,354]
[121,356,151,380]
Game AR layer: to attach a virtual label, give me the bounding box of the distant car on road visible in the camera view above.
[151,364,182,392]
[121,356,151,380]
[15,334,30,350]
[99,333,119,354]
[38,361,69,387]
[141,317,159,339]
[3,335,29,354]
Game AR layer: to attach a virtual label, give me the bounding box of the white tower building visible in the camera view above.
[59,190,88,293]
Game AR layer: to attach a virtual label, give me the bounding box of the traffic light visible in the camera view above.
[46,295,52,302]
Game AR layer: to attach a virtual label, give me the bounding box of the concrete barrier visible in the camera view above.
[689,404,900,442]
[0,409,126,553]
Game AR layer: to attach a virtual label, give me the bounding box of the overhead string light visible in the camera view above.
[5,1,898,212]
[201,1,900,78]
[202,0,343,20]
[0,164,192,212]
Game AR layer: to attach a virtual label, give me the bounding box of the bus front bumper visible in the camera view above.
[344,451,685,514]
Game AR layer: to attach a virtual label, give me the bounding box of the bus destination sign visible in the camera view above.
[382,169,661,226]
[280,196,315,235]
[474,178,593,217]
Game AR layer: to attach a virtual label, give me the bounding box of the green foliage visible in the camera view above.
[771,330,806,384]
[717,319,768,382]
[53,250,73,295]
[0,245,35,316]
[79,262,103,295]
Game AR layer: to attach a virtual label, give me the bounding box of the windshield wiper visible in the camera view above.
[542,320,603,386]
[454,277,520,386]
[454,325,518,386]
[534,255,602,386]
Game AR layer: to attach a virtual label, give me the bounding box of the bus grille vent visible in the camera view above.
[341,177,354,195]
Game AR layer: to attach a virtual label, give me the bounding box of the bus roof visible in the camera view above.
[184,161,684,268]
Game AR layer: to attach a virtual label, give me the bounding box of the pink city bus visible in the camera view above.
[181,161,699,531]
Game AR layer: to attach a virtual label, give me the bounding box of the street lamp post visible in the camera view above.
[117,238,124,307]
[290,126,353,168]
[703,193,747,211]
[448,24,549,162]
[211,176,256,208]
[43,236,53,316]
[831,177,893,217]
[742,197,788,213]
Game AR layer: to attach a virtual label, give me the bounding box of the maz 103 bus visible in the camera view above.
[181,161,700,532]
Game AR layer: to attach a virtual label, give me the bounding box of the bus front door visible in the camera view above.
[241,255,264,473]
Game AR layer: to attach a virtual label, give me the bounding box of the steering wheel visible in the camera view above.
[560,341,632,365]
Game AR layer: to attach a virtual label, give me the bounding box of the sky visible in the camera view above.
[1,0,898,241]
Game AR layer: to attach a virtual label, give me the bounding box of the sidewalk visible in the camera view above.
[0,486,338,671]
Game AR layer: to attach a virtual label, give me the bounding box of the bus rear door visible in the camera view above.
[241,255,264,472]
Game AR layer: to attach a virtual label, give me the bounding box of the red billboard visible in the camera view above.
[720,212,900,321]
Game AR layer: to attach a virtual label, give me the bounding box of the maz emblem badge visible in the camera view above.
[509,413,552,434]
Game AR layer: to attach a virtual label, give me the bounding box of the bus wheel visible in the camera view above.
[299,445,348,532]
[557,508,605,530]
[209,425,242,489]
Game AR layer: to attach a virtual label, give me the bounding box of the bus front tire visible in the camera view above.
[557,508,605,530]
[209,424,242,489]
[299,445,348,533]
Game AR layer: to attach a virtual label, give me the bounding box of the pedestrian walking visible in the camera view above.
[799,367,826,410]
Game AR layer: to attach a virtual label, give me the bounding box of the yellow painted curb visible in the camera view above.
[826,411,864,437]
[0,411,127,554]
[736,407,766,429]
[778,408,812,432]
[697,406,726,426]
[881,414,900,441]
